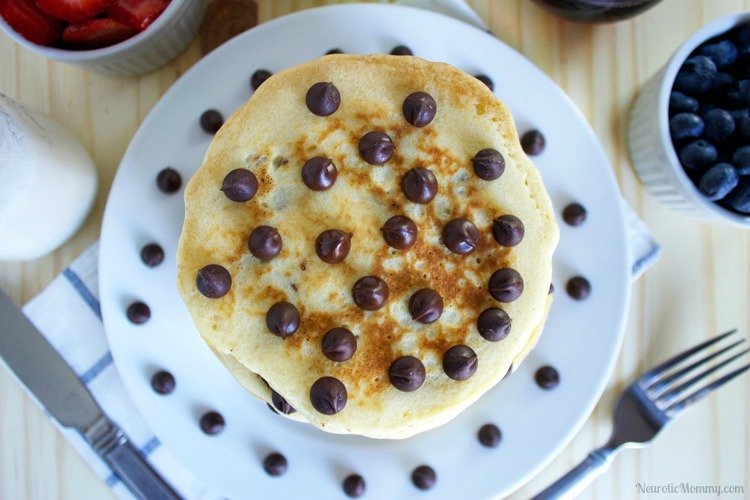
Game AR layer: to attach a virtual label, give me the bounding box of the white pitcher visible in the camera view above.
[0,94,97,261]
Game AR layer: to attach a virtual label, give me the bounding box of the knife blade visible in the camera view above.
[0,288,181,500]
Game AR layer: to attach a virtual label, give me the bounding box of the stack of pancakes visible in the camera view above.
[177,54,559,439]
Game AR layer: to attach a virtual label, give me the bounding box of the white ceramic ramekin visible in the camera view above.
[628,12,750,228]
[0,0,208,77]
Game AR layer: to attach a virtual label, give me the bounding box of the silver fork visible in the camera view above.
[532,329,750,500]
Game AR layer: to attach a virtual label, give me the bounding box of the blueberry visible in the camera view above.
[703,108,735,143]
[698,40,739,67]
[699,163,739,201]
[725,178,750,213]
[725,80,750,108]
[732,109,750,142]
[674,56,717,95]
[669,91,699,115]
[734,24,750,56]
[679,140,718,171]
[669,113,704,141]
[710,72,734,97]
[733,145,750,174]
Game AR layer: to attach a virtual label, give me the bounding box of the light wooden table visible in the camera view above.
[1,1,748,498]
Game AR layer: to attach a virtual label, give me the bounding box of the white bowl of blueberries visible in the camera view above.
[629,12,750,227]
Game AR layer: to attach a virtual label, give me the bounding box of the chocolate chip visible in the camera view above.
[403,92,436,127]
[250,69,272,90]
[326,48,344,55]
[199,411,225,435]
[266,301,300,338]
[271,389,296,414]
[408,288,443,324]
[566,276,591,300]
[390,44,413,55]
[358,131,394,165]
[475,74,494,91]
[315,229,352,264]
[478,423,502,448]
[196,264,231,298]
[249,225,282,261]
[199,109,224,134]
[150,370,175,395]
[221,168,258,202]
[310,376,347,415]
[263,452,287,476]
[411,465,436,490]
[442,218,479,254]
[156,167,181,193]
[563,203,587,226]
[343,474,366,498]
[126,301,150,324]
[472,148,505,180]
[488,268,524,303]
[322,327,357,362]
[443,345,478,381]
[381,215,418,249]
[402,167,438,204]
[476,307,511,341]
[306,82,340,116]
[301,157,337,191]
[352,276,389,311]
[521,129,546,156]
[388,356,426,392]
[535,365,560,389]
[140,243,164,267]
[492,215,525,247]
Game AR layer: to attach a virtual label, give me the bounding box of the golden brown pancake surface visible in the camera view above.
[177,54,559,439]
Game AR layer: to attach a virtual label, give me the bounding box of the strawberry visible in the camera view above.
[0,0,63,45]
[107,0,169,31]
[61,17,137,49]
[35,0,114,23]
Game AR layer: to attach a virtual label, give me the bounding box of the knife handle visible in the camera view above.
[103,438,182,500]
[87,417,181,500]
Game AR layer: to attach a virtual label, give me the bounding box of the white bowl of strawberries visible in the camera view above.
[0,0,207,77]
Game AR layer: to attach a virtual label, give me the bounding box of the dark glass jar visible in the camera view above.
[531,0,663,23]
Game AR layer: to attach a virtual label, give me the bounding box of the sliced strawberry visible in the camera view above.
[0,0,63,45]
[35,0,114,23]
[61,17,137,49]
[107,0,169,31]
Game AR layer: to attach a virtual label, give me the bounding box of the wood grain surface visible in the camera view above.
[1,1,748,499]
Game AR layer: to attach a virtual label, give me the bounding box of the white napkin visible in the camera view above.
[22,242,221,500]
[17,2,661,499]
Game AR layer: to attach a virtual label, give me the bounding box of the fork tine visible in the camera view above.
[647,339,746,395]
[664,362,750,416]
[657,347,750,406]
[640,329,738,386]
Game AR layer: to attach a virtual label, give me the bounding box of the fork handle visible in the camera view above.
[531,447,615,500]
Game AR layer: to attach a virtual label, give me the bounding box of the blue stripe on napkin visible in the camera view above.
[79,352,114,385]
[63,268,102,319]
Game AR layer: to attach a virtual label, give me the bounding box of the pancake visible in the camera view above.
[177,54,559,439]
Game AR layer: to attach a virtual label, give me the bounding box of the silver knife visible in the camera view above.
[0,288,181,500]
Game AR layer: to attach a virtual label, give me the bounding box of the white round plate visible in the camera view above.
[99,4,631,499]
